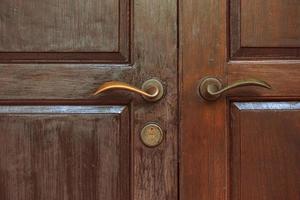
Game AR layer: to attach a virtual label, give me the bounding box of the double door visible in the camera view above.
[0,0,299,200]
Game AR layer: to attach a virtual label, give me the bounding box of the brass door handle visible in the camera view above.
[93,79,164,102]
[198,77,271,101]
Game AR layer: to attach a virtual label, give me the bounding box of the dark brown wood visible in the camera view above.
[0,106,130,200]
[231,102,300,200]
[230,0,300,59]
[181,0,300,200]
[0,52,129,64]
[0,0,119,52]
[230,47,300,60]
[228,61,300,97]
[240,0,300,47]
[180,0,227,199]
[0,0,131,63]
[0,0,178,199]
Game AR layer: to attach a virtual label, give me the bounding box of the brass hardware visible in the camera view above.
[94,79,164,102]
[140,123,164,147]
[198,77,271,101]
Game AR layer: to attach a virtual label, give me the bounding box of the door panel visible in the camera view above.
[0,0,130,63]
[230,0,300,59]
[181,0,300,199]
[0,0,119,52]
[240,0,300,47]
[0,0,178,199]
[231,102,300,200]
[0,106,130,200]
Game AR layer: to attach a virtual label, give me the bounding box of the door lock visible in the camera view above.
[140,123,164,147]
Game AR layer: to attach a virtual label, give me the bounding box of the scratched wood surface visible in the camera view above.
[0,106,130,200]
[0,0,178,199]
[0,0,119,52]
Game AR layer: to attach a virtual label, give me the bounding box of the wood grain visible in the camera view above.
[230,0,300,59]
[0,106,130,200]
[133,0,178,199]
[180,0,227,199]
[231,102,300,200]
[0,0,131,63]
[241,0,300,47]
[180,0,300,200]
[0,0,119,52]
[228,61,300,97]
[0,0,178,199]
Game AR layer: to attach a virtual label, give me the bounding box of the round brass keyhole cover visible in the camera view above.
[140,123,164,147]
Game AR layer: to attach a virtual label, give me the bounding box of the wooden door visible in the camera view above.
[180,0,299,200]
[0,1,178,200]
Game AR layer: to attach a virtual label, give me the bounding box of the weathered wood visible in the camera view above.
[0,0,131,63]
[133,0,178,199]
[0,0,119,52]
[0,106,130,200]
[0,0,178,199]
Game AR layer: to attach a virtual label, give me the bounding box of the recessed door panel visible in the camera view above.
[0,106,130,200]
[230,0,300,59]
[230,102,300,200]
[0,0,131,63]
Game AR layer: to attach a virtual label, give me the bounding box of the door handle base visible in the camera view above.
[198,77,223,101]
[141,79,164,102]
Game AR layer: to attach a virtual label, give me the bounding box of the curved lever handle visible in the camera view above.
[93,79,164,102]
[198,77,271,101]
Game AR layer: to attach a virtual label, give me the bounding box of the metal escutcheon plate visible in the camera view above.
[140,123,164,147]
[141,79,164,102]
